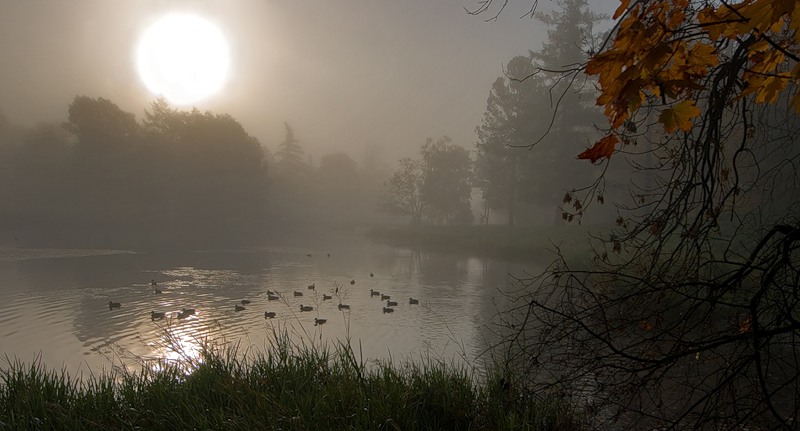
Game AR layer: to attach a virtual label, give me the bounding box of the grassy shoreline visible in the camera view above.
[366,224,605,263]
[0,337,579,430]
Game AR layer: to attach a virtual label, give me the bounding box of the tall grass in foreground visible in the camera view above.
[0,335,579,430]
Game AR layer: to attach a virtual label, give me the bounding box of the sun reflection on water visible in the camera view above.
[143,315,222,375]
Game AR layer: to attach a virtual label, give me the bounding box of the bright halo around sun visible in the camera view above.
[137,13,230,105]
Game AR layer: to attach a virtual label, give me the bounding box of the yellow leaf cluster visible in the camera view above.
[582,0,800,161]
[586,0,715,130]
[659,100,701,133]
[697,0,800,109]
[698,0,796,39]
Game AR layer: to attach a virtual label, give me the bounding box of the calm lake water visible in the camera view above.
[0,234,541,375]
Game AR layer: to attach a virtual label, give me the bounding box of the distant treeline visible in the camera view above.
[0,97,388,249]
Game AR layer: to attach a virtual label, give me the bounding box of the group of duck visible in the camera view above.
[107,299,195,321]
[109,274,421,326]
[230,298,330,324]
[107,280,196,321]
[369,288,420,313]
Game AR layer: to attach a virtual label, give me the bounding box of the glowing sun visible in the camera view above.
[137,14,230,105]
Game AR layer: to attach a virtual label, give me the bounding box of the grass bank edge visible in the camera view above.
[0,336,581,430]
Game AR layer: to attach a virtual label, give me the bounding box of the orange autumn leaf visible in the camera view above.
[749,49,785,75]
[639,320,655,331]
[659,100,701,133]
[613,0,632,19]
[577,135,619,163]
[592,0,799,136]
[792,90,800,113]
[740,0,795,31]
[586,51,624,84]
[738,315,752,334]
[640,42,673,75]
[687,43,719,72]
[755,75,789,104]
[697,6,727,40]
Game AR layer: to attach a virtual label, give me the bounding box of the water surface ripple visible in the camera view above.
[0,242,537,374]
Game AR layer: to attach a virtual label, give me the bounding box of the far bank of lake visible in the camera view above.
[366,223,605,264]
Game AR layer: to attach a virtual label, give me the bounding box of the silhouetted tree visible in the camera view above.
[267,122,315,225]
[0,97,271,248]
[62,96,143,236]
[420,136,473,225]
[475,56,547,225]
[274,122,307,178]
[140,103,268,245]
[531,0,606,223]
[382,158,425,224]
[476,0,605,226]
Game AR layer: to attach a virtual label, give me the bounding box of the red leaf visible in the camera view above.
[577,135,619,163]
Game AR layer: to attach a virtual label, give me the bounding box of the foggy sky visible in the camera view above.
[0,0,615,163]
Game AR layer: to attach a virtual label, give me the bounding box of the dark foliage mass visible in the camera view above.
[0,97,390,249]
[381,136,474,226]
[0,97,268,249]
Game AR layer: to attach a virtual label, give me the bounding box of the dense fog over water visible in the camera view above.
[0,0,615,370]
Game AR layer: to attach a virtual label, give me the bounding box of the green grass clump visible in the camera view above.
[0,338,580,430]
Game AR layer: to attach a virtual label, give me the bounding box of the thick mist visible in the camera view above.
[0,0,563,162]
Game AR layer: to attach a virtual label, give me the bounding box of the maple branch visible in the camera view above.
[717,0,800,63]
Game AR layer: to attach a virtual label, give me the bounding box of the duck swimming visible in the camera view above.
[387,300,398,307]
[382,307,395,313]
[314,318,327,326]
[409,298,420,305]
[264,311,276,319]
[235,304,246,312]
[300,304,314,312]
[150,311,166,320]
[338,303,350,310]
[108,301,121,310]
